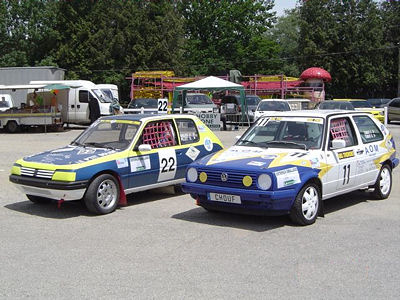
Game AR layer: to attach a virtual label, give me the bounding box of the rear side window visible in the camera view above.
[141,120,177,149]
[79,90,89,103]
[175,119,199,144]
[353,116,383,143]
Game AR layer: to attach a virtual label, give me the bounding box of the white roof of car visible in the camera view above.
[258,109,369,119]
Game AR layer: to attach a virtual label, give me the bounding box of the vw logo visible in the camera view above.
[221,172,228,182]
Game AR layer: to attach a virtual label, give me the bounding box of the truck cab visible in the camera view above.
[0,94,13,112]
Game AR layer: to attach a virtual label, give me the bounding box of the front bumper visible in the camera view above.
[10,175,88,201]
[182,182,296,215]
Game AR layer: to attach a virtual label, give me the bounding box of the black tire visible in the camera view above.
[6,121,19,133]
[26,194,52,204]
[83,174,120,215]
[372,164,392,200]
[289,182,321,226]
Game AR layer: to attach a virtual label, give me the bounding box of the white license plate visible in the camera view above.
[209,193,241,204]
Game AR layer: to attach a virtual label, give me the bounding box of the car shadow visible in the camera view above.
[172,208,289,232]
[172,190,373,232]
[4,187,179,219]
[4,199,91,219]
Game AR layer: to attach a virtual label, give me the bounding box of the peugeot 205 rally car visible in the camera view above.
[182,110,398,225]
[9,114,223,214]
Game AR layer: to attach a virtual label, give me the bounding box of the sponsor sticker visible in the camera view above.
[275,167,301,188]
[186,146,200,161]
[130,156,151,172]
[204,137,213,152]
[197,124,206,132]
[116,158,128,169]
[338,150,354,159]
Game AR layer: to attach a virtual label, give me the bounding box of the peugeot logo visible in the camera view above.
[221,172,228,182]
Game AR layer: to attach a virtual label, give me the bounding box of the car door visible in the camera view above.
[128,119,179,189]
[323,116,364,196]
[352,115,385,185]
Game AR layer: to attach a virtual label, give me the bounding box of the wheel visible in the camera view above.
[372,164,392,199]
[83,174,120,214]
[6,121,19,133]
[290,183,320,226]
[26,194,52,204]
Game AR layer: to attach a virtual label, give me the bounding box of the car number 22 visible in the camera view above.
[158,149,177,182]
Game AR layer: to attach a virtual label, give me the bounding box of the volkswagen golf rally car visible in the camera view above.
[9,114,223,214]
[182,110,398,225]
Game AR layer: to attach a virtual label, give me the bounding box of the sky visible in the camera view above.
[273,0,298,16]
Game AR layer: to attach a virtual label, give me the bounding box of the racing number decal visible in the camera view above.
[157,148,177,182]
[343,164,351,185]
[157,98,168,114]
[161,157,176,173]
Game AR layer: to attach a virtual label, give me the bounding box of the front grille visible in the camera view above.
[197,168,257,189]
[20,167,54,179]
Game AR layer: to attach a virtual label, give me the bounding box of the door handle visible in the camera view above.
[357,149,364,155]
[77,105,80,109]
[71,104,75,108]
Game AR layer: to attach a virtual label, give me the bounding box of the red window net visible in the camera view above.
[330,119,349,142]
[142,121,176,149]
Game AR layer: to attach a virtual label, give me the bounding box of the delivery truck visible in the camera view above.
[0,80,112,132]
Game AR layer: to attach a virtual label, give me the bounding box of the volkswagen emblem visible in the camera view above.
[221,172,228,182]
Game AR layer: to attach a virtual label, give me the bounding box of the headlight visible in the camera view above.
[187,167,198,182]
[257,173,272,190]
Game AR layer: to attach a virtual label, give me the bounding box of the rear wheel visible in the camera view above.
[372,164,392,199]
[83,174,120,215]
[26,194,52,204]
[6,121,19,133]
[290,183,320,226]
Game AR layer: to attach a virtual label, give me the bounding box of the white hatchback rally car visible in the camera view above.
[182,110,398,225]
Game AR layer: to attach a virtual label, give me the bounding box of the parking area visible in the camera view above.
[1,122,400,298]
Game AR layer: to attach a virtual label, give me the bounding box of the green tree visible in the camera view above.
[298,0,387,98]
[179,0,278,76]
[268,7,301,76]
[381,0,400,97]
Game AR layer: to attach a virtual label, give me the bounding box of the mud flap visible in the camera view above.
[318,198,325,217]
[116,176,127,206]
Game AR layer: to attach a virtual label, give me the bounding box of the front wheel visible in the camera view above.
[83,174,120,215]
[372,165,392,199]
[6,121,19,133]
[290,183,321,226]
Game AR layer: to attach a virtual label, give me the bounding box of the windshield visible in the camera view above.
[349,101,372,108]
[237,117,324,150]
[246,96,260,105]
[92,89,112,103]
[257,101,290,111]
[0,100,10,108]
[319,101,354,110]
[101,89,114,101]
[129,98,157,108]
[186,94,213,105]
[72,120,139,151]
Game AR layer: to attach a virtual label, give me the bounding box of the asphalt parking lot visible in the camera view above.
[1,122,399,299]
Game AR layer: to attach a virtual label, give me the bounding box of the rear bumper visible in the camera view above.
[182,182,296,214]
[10,175,88,201]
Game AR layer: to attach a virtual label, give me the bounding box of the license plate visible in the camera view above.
[208,192,241,204]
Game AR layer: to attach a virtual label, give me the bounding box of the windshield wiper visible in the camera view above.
[238,139,258,146]
[70,141,84,147]
[83,142,115,150]
[264,141,307,150]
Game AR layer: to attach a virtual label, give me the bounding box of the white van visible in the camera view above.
[96,84,119,101]
[30,80,112,124]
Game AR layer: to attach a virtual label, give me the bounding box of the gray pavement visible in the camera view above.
[0,123,400,299]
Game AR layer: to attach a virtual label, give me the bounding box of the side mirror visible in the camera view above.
[331,139,346,150]
[138,144,152,152]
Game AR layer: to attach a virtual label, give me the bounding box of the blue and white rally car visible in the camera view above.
[182,111,398,225]
[10,114,223,214]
